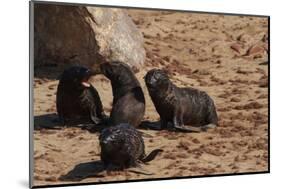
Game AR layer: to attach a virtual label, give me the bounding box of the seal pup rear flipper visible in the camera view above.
[173,124,217,132]
[139,121,162,130]
[199,123,217,131]
[172,124,202,132]
[141,149,163,163]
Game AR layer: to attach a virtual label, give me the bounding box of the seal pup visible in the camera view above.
[100,61,145,127]
[144,69,218,132]
[99,123,163,169]
[56,66,107,126]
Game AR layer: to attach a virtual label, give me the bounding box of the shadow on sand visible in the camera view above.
[34,113,63,130]
[33,114,164,133]
[59,159,155,182]
[34,113,106,132]
[59,161,105,182]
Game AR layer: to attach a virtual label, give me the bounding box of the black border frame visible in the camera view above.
[29,1,270,188]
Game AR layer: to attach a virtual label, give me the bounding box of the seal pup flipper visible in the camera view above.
[172,109,202,132]
[89,108,102,124]
[127,166,154,176]
[139,121,162,130]
[141,149,163,163]
[174,123,217,132]
[173,125,202,132]
[127,161,154,175]
[199,123,217,131]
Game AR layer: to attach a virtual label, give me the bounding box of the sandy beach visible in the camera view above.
[32,9,268,186]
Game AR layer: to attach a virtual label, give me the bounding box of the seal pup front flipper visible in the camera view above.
[89,108,102,125]
[172,108,202,132]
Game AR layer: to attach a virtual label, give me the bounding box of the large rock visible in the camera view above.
[34,4,146,72]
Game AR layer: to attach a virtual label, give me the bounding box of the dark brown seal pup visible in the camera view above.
[99,123,163,168]
[144,69,218,132]
[100,61,145,127]
[56,66,107,126]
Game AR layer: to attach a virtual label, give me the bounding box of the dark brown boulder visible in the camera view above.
[34,3,146,72]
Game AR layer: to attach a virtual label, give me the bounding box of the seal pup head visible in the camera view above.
[100,61,134,80]
[144,69,170,91]
[59,66,94,90]
[100,61,140,88]
[99,124,127,154]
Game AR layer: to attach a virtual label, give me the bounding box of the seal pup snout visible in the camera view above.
[144,69,170,91]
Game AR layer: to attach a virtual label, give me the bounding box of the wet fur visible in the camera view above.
[99,123,163,168]
[145,69,218,132]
